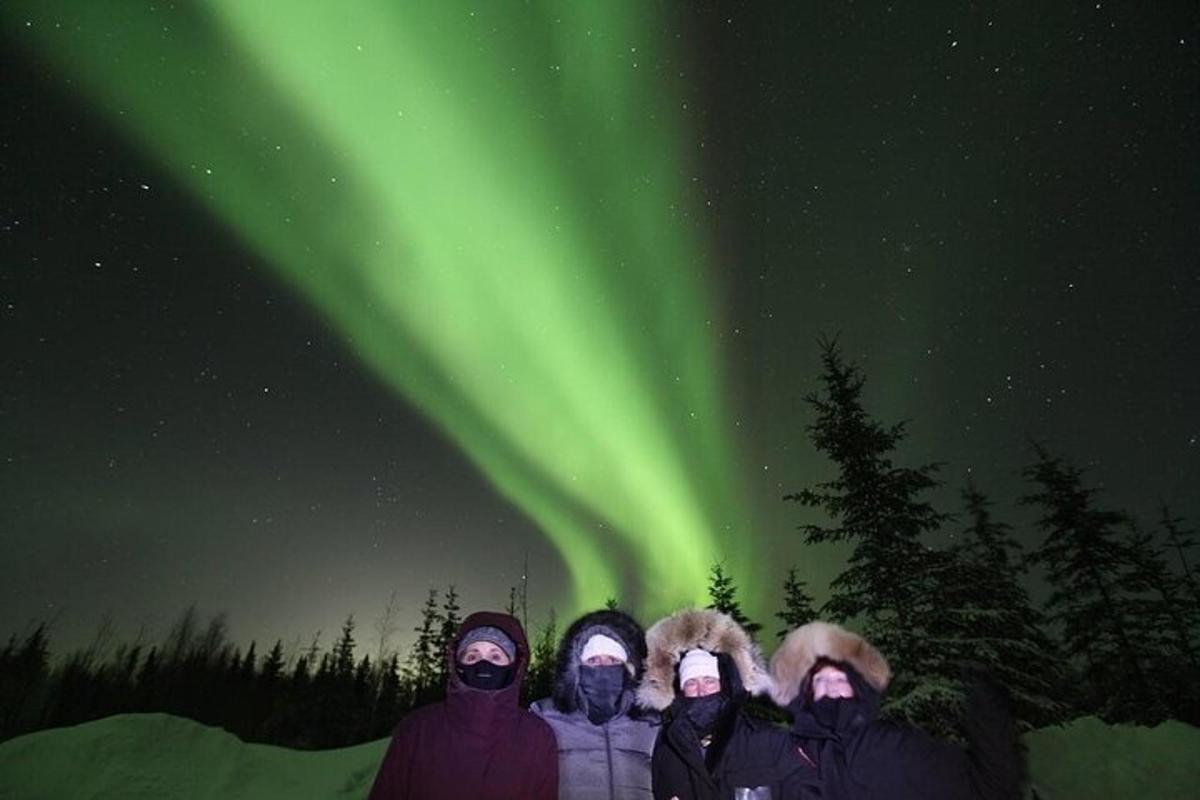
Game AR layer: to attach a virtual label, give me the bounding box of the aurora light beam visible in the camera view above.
[6,1,754,613]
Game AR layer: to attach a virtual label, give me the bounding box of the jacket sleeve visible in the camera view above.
[960,677,1025,800]
[860,700,1022,800]
[773,733,820,800]
[650,736,676,800]
[531,725,560,800]
[367,726,414,800]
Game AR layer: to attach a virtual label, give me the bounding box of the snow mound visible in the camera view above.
[1025,716,1200,799]
[0,713,385,800]
[1,712,1197,799]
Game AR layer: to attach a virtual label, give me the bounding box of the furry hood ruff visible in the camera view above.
[769,621,891,706]
[636,608,771,711]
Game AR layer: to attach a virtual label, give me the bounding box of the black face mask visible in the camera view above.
[682,693,727,737]
[579,664,627,724]
[457,660,515,691]
[810,696,861,732]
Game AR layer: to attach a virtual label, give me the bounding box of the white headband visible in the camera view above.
[678,648,720,687]
[580,633,628,664]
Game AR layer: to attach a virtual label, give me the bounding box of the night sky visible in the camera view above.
[2,2,1197,658]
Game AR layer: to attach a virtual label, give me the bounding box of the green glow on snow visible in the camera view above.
[6,1,753,613]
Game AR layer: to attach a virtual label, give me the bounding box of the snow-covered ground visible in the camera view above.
[1,712,1196,798]
[1023,716,1199,799]
[0,714,384,799]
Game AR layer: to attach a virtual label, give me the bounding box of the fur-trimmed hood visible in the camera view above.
[549,608,648,713]
[636,608,771,711]
[769,621,891,707]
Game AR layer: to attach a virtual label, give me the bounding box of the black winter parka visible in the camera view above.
[652,701,813,800]
[788,664,1021,800]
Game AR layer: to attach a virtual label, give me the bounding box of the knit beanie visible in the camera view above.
[580,633,628,664]
[456,625,517,662]
[678,648,720,687]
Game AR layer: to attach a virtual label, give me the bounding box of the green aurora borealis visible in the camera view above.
[3,2,1197,653]
[9,1,752,612]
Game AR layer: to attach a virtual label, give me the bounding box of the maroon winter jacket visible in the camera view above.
[367,611,558,800]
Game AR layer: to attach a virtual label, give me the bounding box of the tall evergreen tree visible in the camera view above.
[785,337,949,707]
[261,641,285,685]
[1159,505,1199,606]
[1122,522,1200,722]
[332,616,357,680]
[406,589,443,706]
[921,481,1073,729]
[524,610,558,705]
[239,642,257,682]
[1124,524,1197,666]
[163,606,199,665]
[373,654,402,738]
[1022,444,1165,723]
[0,623,50,737]
[776,567,817,640]
[135,646,159,706]
[707,561,761,637]
[291,654,311,689]
[435,586,462,687]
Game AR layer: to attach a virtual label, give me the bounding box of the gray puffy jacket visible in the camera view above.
[531,699,660,799]
[530,609,661,799]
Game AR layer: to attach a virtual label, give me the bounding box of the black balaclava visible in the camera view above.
[682,693,728,737]
[810,696,861,731]
[679,650,739,740]
[579,663,627,724]
[800,659,872,734]
[456,660,515,691]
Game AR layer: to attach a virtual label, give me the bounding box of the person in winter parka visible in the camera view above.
[530,608,661,799]
[367,610,558,800]
[770,621,1024,800]
[639,608,814,800]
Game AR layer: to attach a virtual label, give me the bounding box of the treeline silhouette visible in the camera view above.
[0,584,564,749]
[2,338,1198,748]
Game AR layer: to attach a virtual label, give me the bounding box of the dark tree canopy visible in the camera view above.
[1021,443,1167,723]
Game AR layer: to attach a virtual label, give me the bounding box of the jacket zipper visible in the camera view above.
[605,723,615,799]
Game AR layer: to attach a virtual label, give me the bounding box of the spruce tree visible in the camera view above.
[435,586,462,687]
[524,610,558,705]
[333,616,357,680]
[373,654,402,738]
[923,481,1073,729]
[776,567,817,640]
[1158,505,1199,607]
[406,589,443,706]
[351,654,374,742]
[707,561,761,637]
[785,337,949,708]
[261,641,285,685]
[239,642,257,682]
[0,624,50,737]
[1021,444,1165,722]
[1122,522,1200,722]
[291,654,311,689]
[136,646,159,706]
